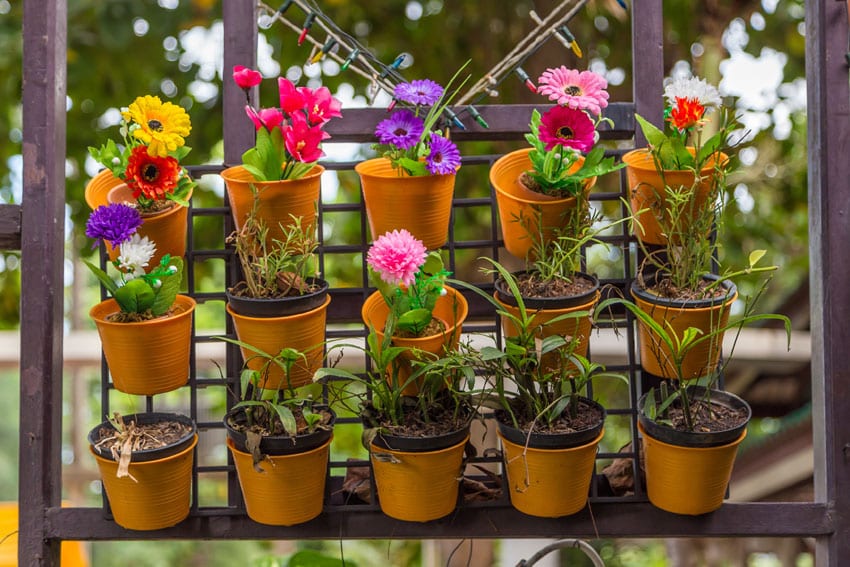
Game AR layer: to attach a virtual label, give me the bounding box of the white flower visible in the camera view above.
[152,279,162,289]
[111,157,121,165]
[117,234,156,278]
[664,76,722,108]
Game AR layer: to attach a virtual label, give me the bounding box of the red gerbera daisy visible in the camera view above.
[125,145,180,200]
[668,97,706,131]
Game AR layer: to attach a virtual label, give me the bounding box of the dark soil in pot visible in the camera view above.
[495,271,599,309]
[224,404,335,455]
[632,272,736,306]
[361,395,474,452]
[88,412,196,462]
[226,277,329,317]
[638,386,751,447]
[495,397,605,449]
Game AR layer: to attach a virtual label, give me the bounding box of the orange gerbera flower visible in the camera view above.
[668,97,706,131]
[125,145,180,200]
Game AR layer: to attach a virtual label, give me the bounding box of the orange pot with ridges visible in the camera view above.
[89,295,195,395]
[90,434,197,530]
[85,170,191,267]
[355,157,456,250]
[633,286,736,380]
[227,436,331,526]
[499,429,603,517]
[623,148,727,246]
[639,421,747,515]
[370,435,468,522]
[221,164,323,246]
[491,148,594,261]
[226,294,330,390]
[361,286,468,395]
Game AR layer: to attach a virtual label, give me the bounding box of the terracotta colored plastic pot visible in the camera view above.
[370,434,469,522]
[227,436,331,526]
[85,169,191,267]
[221,164,323,246]
[632,279,737,380]
[491,148,594,260]
[499,428,603,517]
[494,288,599,370]
[226,294,330,390]
[89,295,196,395]
[355,157,456,250]
[623,148,727,246]
[639,421,747,515]
[361,286,468,395]
[90,434,197,530]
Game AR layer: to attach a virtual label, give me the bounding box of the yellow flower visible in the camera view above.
[123,95,191,158]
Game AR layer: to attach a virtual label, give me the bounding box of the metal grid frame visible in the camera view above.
[17,1,850,565]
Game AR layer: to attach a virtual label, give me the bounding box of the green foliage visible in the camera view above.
[372,251,449,335]
[84,255,183,316]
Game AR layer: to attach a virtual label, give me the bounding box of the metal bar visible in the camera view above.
[19,0,67,564]
[45,502,832,540]
[807,1,850,565]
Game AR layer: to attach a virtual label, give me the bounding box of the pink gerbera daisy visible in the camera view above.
[367,229,427,287]
[538,67,609,116]
[538,106,596,153]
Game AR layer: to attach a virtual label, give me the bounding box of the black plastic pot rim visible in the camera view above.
[631,273,737,309]
[226,277,329,318]
[369,419,473,453]
[495,397,606,450]
[88,412,197,463]
[494,271,600,309]
[224,405,336,456]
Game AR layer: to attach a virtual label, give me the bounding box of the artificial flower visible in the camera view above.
[233,67,342,181]
[663,75,722,109]
[425,132,460,175]
[85,203,143,249]
[124,145,181,200]
[123,95,191,158]
[538,106,596,153]
[367,229,428,287]
[668,97,706,131]
[116,233,157,278]
[375,109,424,150]
[233,65,262,90]
[537,67,610,116]
[394,79,444,106]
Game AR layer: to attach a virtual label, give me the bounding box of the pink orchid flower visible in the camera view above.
[301,86,343,125]
[245,106,285,131]
[232,66,262,90]
[284,114,326,163]
[278,77,306,115]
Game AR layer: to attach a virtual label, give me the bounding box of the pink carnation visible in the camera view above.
[367,229,427,287]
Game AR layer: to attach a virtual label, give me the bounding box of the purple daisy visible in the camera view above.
[425,133,460,175]
[394,79,444,106]
[375,109,424,150]
[538,106,596,153]
[85,203,143,249]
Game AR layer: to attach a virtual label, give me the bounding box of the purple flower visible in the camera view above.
[425,133,460,175]
[394,79,444,106]
[85,203,142,248]
[375,109,424,150]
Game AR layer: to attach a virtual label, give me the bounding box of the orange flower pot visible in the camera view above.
[89,295,196,395]
[90,434,197,530]
[499,428,603,517]
[226,294,330,389]
[623,148,727,246]
[361,286,468,395]
[491,148,594,261]
[355,157,456,250]
[494,289,599,369]
[221,164,323,246]
[639,421,747,515]
[85,169,191,267]
[633,282,737,380]
[370,435,469,522]
[227,436,331,526]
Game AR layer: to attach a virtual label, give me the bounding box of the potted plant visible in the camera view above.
[85,94,195,267]
[225,192,330,390]
[360,229,468,394]
[491,66,624,260]
[222,65,342,245]
[316,325,475,523]
[84,203,195,396]
[217,340,335,526]
[88,411,197,530]
[355,64,470,250]
[596,271,791,515]
[453,259,623,518]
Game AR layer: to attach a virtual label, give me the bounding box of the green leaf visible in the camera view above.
[82,259,119,295]
[113,278,155,313]
[397,157,428,177]
[748,249,766,267]
[272,403,297,437]
[396,308,433,334]
[150,256,183,316]
[421,251,445,276]
[635,114,667,150]
[643,388,657,420]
